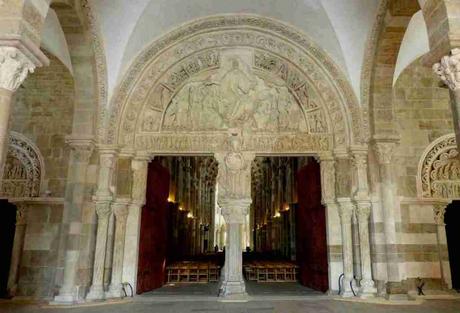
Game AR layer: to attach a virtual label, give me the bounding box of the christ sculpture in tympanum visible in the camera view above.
[161,54,309,132]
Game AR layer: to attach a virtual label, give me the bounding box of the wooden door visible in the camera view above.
[136,160,170,294]
[296,159,329,292]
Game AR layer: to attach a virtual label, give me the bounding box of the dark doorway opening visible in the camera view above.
[445,201,460,290]
[0,200,17,298]
[247,156,328,294]
[136,156,221,296]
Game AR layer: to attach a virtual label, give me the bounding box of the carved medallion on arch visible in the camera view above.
[417,133,460,199]
[1,132,44,198]
[110,15,366,152]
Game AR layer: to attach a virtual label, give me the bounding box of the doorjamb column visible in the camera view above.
[433,202,452,289]
[107,198,131,298]
[351,147,376,298]
[122,154,149,295]
[318,152,341,292]
[7,203,28,297]
[86,146,118,300]
[337,197,355,297]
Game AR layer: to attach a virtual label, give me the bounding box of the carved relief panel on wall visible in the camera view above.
[1,132,43,198]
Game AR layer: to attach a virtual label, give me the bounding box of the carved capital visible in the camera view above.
[14,203,28,225]
[337,198,354,222]
[433,48,460,91]
[374,142,397,164]
[352,152,367,169]
[433,204,447,225]
[95,201,112,219]
[0,47,35,91]
[112,199,130,219]
[356,201,372,222]
[219,197,251,224]
[66,137,95,163]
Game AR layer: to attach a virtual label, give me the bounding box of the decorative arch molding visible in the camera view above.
[107,15,367,152]
[417,133,460,199]
[1,132,45,198]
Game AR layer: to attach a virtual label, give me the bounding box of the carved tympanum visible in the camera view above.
[161,53,309,132]
[419,134,460,198]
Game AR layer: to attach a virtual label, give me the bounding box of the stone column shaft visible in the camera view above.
[374,141,400,285]
[87,148,117,300]
[433,204,452,289]
[356,201,377,297]
[337,198,355,297]
[108,199,130,298]
[122,157,149,294]
[55,139,94,303]
[7,203,27,296]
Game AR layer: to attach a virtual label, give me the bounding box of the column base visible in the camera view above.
[86,284,105,301]
[358,280,377,298]
[340,279,355,298]
[52,293,76,304]
[219,280,247,297]
[106,284,124,299]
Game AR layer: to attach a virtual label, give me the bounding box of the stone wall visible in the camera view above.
[11,52,75,197]
[17,200,64,299]
[9,53,75,298]
[392,58,452,289]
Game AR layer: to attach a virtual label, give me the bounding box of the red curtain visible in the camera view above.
[296,160,329,292]
[136,160,170,294]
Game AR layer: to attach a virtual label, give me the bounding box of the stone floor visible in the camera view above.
[0,299,460,313]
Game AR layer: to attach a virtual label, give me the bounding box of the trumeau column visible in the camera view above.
[433,49,460,150]
[374,138,403,295]
[86,146,118,300]
[122,155,149,294]
[215,129,253,298]
[433,203,452,289]
[107,198,130,298]
[55,138,94,303]
[7,203,27,297]
[0,47,36,187]
[351,147,376,298]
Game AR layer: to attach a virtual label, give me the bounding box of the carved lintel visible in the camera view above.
[0,47,35,91]
[433,48,460,91]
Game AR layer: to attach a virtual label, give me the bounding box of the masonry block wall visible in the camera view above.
[393,58,452,290]
[10,53,74,298]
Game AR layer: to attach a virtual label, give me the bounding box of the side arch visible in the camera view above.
[417,133,460,199]
[1,131,45,198]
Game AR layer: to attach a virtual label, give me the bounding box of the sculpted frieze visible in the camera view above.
[109,17,362,147]
[135,132,330,153]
